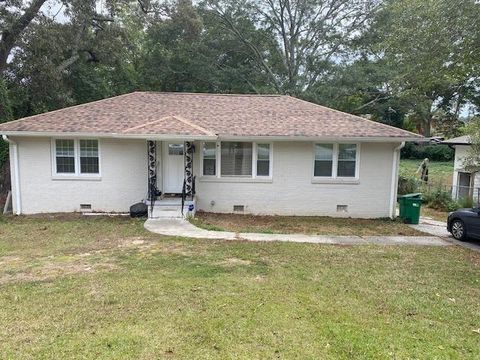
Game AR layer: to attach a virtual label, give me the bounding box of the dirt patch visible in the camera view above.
[193,212,427,237]
[219,257,252,267]
[0,261,119,285]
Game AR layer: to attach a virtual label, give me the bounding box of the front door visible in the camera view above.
[163,142,184,194]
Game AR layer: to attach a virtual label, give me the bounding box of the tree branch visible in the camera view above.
[0,0,48,73]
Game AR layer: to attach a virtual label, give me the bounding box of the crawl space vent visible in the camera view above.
[80,204,92,212]
[337,205,348,213]
[233,205,245,213]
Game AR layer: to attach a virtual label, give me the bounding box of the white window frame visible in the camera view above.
[51,138,101,178]
[200,141,273,179]
[312,142,360,181]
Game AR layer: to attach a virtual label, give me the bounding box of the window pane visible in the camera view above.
[338,144,357,177]
[203,142,216,176]
[221,142,252,176]
[315,144,333,160]
[203,159,216,176]
[203,142,216,159]
[338,144,356,160]
[314,144,333,177]
[256,144,270,176]
[80,140,99,174]
[257,144,270,160]
[80,157,99,174]
[314,160,333,177]
[56,139,75,173]
[168,143,184,155]
[257,160,270,176]
[80,140,98,157]
[56,139,74,157]
[56,157,75,173]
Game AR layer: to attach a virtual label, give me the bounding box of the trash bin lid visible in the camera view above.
[398,193,422,199]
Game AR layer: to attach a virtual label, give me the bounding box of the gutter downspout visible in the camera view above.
[2,135,21,215]
[389,142,405,219]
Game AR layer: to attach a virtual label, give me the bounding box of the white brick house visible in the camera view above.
[0,92,421,218]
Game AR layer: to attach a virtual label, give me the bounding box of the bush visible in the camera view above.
[398,175,421,195]
[401,142,454,162]
[422,187,459,212]
[457,196,474,209]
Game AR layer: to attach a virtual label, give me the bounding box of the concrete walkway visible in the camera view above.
[410,217,480,252]
[144,218,450,246]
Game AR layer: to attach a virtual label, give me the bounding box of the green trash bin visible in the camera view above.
[398,193,422,224]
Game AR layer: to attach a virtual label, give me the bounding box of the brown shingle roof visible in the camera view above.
[0,92,422,139]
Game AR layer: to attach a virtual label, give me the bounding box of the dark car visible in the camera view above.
[447,208,480,241]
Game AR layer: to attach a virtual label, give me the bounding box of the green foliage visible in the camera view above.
[422,187,459,212]
[462,116,480,172]
[397,175,421,195]
[401,143,454,162]
[0,0,478,138]
[457,196,474,209]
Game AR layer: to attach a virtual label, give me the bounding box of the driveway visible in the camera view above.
[409,217,480,252]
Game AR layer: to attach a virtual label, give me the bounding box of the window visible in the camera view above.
[314,144,333,177]
[314,143,358,179]
[203,142,216,176]
[53,139,100,176]
[201,141,272,179]
[221,142,252,177]
[337,144,357,177]
[55,139,75,174]
[80,140,99,174]
[256,144,271,176]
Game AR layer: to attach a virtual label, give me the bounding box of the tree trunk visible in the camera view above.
[423,113,432,138]
[0,0,48,74]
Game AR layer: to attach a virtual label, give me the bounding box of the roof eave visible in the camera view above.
[216,135,425,142]
[0,131,218,141]
[0,130,424,142]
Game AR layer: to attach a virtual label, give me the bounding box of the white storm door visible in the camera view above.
[163,142,185,194]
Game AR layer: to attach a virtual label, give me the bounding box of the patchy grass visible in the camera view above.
[400,159,454,187]
[0,215,479,359]
[191,212,426,236]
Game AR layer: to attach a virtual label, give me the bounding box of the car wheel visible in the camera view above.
[451,219,467,241]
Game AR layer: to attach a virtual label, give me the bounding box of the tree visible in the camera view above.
[0,0,49,74]
[462,117,480,172]
[205,0,378,94]
[140,0,274,93]
[366,0,480,136]
[6,1,145,117]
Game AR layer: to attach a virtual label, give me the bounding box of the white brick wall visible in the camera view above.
[194,141,400,218]
[12,137,147,214]
[11,137,400,218]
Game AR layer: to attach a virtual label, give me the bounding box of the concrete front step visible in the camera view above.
[147,197,197,219]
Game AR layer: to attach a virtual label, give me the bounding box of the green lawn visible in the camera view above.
[400,159,454,186]
[0,215,479,359]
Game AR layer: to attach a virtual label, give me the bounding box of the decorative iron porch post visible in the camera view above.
[147,140,157,203]
[184,141,194,200]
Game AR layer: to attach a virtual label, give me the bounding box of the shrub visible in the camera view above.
[422,187,459,212]
[457,196,474,209]
[401,143,454,162]
[398,175,421,195]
